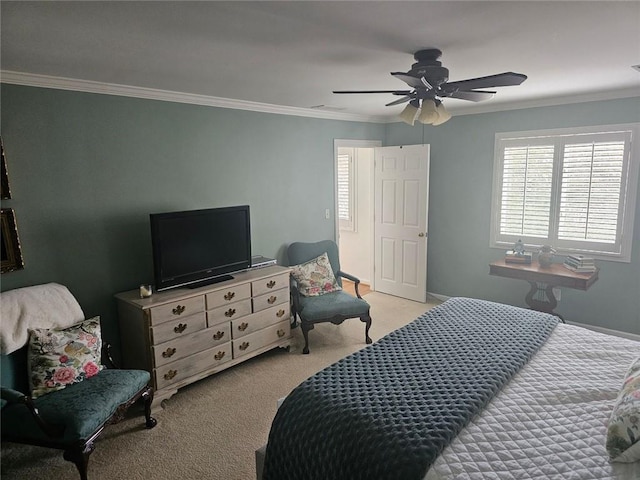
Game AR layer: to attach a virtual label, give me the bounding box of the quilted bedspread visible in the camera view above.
[262,297,559,480]
[425,322,640,480]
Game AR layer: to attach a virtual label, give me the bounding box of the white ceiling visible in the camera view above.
[2,1,639,122]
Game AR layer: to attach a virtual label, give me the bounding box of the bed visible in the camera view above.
[260,297,640,480]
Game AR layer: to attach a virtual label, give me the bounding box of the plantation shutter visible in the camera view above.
[337,152,354,230]
[499,142,554,238]
[491,126,636,260]
[557,135,627,246]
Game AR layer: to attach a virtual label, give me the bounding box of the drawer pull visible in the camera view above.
[237,322,248,332]
[162,347,177,358]
[239,341,250,351]
[277,329,286,338]
[276,309,286,318]
[266,280,276,289]
[214,351,226,361]
[213,331,225,340]
[164,369,177,380]
[172,305,186,316]
[174,323,187,334]
[224,291,235,301]
[267,295,277,304]
[224,308,236,318]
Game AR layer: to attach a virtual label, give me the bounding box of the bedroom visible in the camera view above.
[1,1,639,479]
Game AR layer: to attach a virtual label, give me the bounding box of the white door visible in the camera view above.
[374,145,430,302]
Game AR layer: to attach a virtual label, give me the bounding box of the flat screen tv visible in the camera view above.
[150,205,251,291]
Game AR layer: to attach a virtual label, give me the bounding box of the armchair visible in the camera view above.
[288,240,372,354]
[0,283,157,480]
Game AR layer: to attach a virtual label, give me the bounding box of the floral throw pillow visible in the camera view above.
[290,252,341,297]
[27,316,104,399]
[606,356,640,462]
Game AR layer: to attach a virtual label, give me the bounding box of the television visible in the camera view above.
[150,205,251,291]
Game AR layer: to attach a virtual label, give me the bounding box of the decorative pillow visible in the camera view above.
[27,316,104,399]
[606,356,640,462]
[290,252,341,297]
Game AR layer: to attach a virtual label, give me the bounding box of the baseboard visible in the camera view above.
[427,292,450,303]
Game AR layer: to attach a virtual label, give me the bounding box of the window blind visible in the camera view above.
[558,141,625,244]
[500,144,554,238]
[490,124,638,261]
[337,153,350,221]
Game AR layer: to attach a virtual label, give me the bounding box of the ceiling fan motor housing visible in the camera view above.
[410,49,449,86]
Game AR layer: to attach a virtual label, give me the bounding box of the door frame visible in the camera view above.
[333,139,381,289]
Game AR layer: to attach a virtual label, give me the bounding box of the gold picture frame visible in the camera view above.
[1,208,24,273]
[1,138,10,200]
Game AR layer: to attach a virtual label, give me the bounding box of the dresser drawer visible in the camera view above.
[148,296,205,325]
[252,273,289,297]
[155,343,232,390]
[152,324,231,367]
[207,298,252,326]
[206,283,251,309]
[233,320,290,359]
[252,287,288,313]
[231,303,290,339]
[150,312,207,345]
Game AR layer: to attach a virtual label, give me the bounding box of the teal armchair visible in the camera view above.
[0,283,156,480]
[1,342,156,480]
[288,240,372,354]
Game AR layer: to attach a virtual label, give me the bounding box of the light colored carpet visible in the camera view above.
[1,292,439,480]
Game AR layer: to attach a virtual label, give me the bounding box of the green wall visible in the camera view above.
[1,84,638,363]
[386,97,640,334]
[0,84,385,350]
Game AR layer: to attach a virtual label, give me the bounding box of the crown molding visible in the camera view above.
[446,87,640,116]
[0,70,390,124]
[3,70,638,124]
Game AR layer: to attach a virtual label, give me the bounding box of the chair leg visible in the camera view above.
[63,440,95,480]
[142,386,157,428]
[301,321,311,354]
[361,314,372,345]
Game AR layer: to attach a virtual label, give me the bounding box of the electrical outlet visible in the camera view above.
[552,287,561,301]
[325,209,330,219]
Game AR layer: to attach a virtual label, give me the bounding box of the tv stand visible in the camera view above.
[115,265,291,411]
[187,274,233,289]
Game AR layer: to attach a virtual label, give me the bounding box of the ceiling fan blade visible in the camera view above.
[390,72,425,89]
[446,90,496,102]
[385,96,412,107]
[333,90,412,94]
[443,72,527,91]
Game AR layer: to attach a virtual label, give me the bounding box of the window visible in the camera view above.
[337,148,355,231]
[490,124,639,261]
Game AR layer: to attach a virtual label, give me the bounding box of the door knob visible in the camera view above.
[418,232,426,237]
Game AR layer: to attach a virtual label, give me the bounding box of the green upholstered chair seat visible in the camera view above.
[297,291,370,321]
[2,369,150,443]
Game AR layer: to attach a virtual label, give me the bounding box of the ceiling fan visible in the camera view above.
[333,48,527,125]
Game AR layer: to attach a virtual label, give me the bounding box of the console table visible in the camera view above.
[489,259,599,320]
[115,265,291,410]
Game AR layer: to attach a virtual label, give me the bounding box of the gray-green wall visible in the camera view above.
[1,84,638,358]
[387,97,640,334]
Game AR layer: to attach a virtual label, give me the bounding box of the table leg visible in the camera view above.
[524,281,565,322]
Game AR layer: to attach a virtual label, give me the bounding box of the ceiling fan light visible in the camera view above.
[432,103,452,125]
[418,99,438,125]
[399,100,420,125]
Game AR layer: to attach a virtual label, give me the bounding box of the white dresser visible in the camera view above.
[115,265,291,409]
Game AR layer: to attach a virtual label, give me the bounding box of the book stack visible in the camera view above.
[563,255,596,273]
[505,250,532,264]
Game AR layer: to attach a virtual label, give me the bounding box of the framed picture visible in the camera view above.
[1,208,24,273]
[1,138,10,199]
